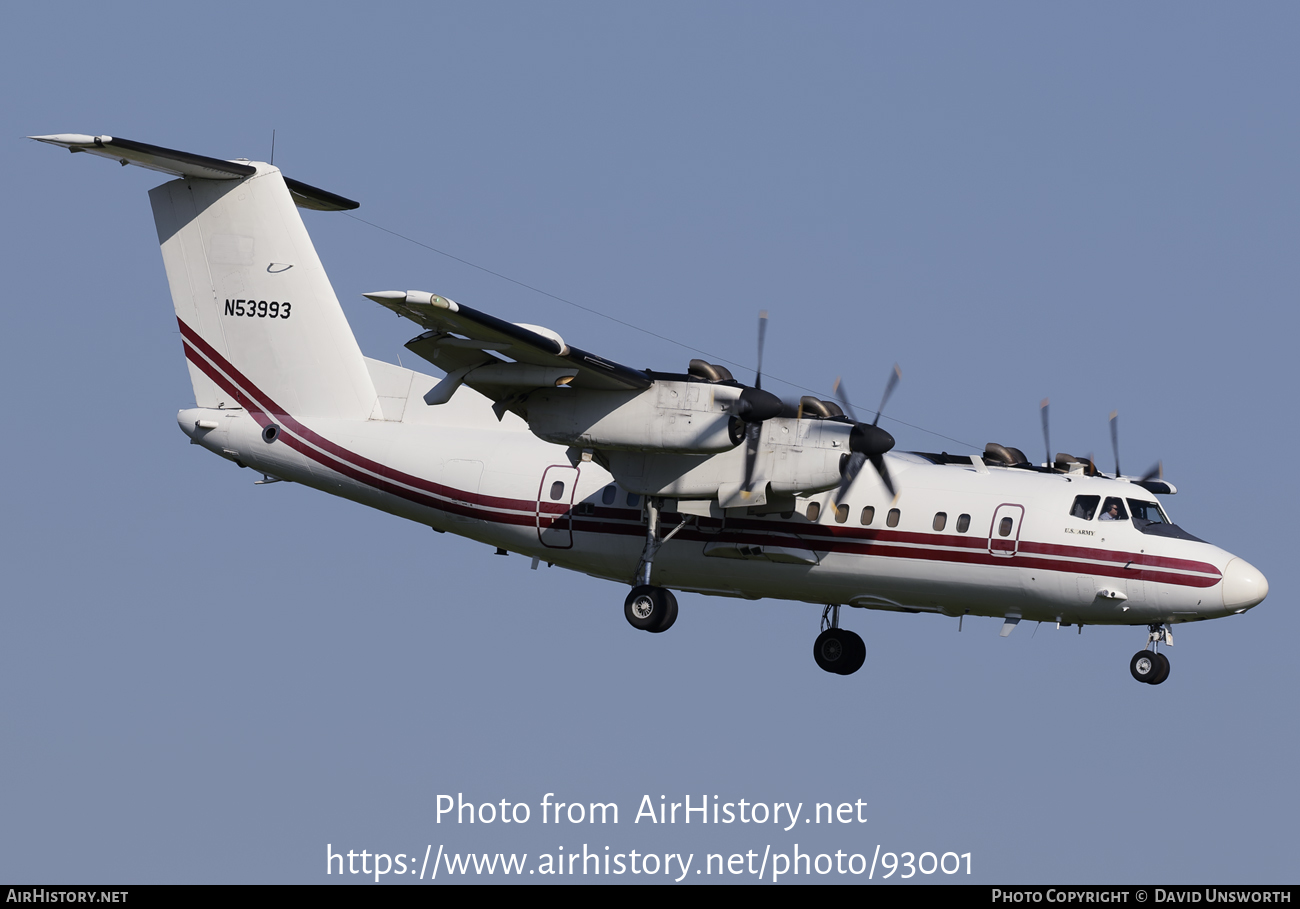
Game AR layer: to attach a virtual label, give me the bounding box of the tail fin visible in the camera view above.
[34,134,378,420]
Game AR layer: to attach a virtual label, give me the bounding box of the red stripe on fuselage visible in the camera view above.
[178,320,1223,590]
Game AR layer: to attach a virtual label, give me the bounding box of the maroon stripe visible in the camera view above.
[179,326,1223,591]
[179,318,545,513]
[756,518,1217,575]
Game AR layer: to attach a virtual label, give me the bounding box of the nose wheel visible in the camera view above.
[1130,624,1173,685]
[1130,650,1170,684]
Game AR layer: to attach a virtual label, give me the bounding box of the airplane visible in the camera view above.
[30,133,1269,685]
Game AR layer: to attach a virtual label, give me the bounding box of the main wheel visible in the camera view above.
[1130,650,1160,683]
[814,629,863,675]
[624,585,676,633]
[839,630,866,675]
[650,589,678,633]
[1149,652,1170,685]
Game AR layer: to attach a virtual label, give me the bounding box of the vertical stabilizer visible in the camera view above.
[149,164,377,419]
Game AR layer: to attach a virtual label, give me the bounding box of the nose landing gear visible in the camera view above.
[1130,624,1173,685]
[814,605,865,675]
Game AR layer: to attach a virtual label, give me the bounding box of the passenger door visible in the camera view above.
[537,464,580,549]
[988,503,1025,557]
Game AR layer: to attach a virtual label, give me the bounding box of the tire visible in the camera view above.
[839,630,866,675]
[1130,650,1159,683]
[625,585,671,632]
[648,589,679,634]
[813,629,851,674]
[1149,652,1170,685]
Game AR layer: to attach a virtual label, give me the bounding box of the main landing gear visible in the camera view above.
[625,585,678,633]
[814,605,865,675]
[1130,623,1173,685]
[623,496,690,634]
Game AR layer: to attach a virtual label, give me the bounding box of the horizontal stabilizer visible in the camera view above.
[30,134,358,211]
[283,176,359,212]
[30,134,254,179]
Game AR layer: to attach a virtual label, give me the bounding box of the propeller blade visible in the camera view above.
[834,451,867,505]
[1109,410,1120,477]
[831,376,859,423]
[874,364,901,427]
[870,453,897,499]
[741,421,762,499]
[754,310,768,391]
[1040,398,1050,468]
[1141,461,1163,483]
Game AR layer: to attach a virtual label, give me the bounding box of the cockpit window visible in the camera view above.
[1069,495,1100,520]
[1098,497,1128,522]
[1127,499,1168,524]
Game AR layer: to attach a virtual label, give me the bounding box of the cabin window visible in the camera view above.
[806,502,821,522]
[601,485,616,505]
[886,508,900,527]
[549,481,565,501]
[933,512,947,531]
[1099,497,1128,522]
[627,493,640,507]
[860,506,875,526]
[1070,495,1100,520]
[998,516,1014,536]
[956,513,971,533]
[835,504,849,524]
[1127,499,1168,524]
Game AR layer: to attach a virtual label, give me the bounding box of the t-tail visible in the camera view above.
[30,134,378,422]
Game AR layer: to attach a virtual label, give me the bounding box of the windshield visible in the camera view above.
[1127,499,1168,525]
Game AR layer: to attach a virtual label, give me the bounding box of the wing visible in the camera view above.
[364,290,651,414]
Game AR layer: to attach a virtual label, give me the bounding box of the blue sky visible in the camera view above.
[3,2,1296,883]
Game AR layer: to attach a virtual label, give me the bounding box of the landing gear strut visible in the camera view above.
[623,497,690,634]
[814,605,865,675]
[1130,623,1172,685]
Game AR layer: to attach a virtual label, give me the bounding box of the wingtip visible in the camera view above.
[28,133,102,147]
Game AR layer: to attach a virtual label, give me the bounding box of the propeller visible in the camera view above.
[1041,398,1051,468]
[1110,409,1162,483]
[735,311,781,499]
[1109,410,1121,477]
[831,366,900,502]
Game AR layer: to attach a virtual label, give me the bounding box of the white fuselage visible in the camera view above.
[177,352,1263,628]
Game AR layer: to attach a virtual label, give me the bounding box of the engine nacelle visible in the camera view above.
[525,380,743,454]
[604,416,857,505]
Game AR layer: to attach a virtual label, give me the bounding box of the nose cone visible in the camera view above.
[1222,558,1268,612]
